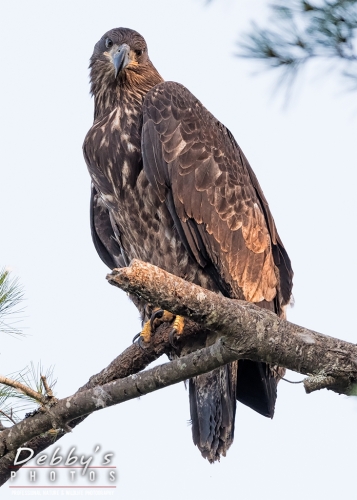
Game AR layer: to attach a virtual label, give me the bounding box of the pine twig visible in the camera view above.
[0,376,46,405]
[40,375,54,399]
[0,410,16,426]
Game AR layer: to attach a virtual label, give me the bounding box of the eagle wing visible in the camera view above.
[90,184,125,269]
[142,82,293,308]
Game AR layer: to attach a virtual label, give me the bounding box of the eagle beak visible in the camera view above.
[112,44,130,78]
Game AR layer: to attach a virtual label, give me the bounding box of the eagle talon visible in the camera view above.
[150,309,164,329]
[168,315,185,348]
[149,308,175,330]
[138,312,185,347]
[169,328,178,349]
[132,332,141,344]
[137,309,169,345]
[137,337,149,350]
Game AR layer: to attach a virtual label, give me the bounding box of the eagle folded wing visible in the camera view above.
[90,184,124,269]
[142,81,292,307]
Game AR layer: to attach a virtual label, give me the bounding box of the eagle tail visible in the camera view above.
[189,360,278,462]
[236,360,278,418]
[189,362,238,463]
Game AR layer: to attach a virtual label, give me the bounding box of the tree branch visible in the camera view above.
[40,375,54,399]
[107,259,357,395]
[0,410,16,426]
[1,259,356,486]
[0,375,47,405]
[0,340,236,462]
[238,0,357,90]
[0,314,202,486]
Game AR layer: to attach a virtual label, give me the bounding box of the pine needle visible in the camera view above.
[0,363,57,427]
[0,267,25,336]
[238,0,357,93]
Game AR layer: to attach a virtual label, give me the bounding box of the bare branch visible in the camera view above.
[1,259,357,486]
[107,259,357,395]
[40,375,54,399]
[0,340,235,460]
[303,375,337,393]
[0,410,16,426]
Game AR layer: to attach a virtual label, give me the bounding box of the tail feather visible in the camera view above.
[186,298,282,462]
[236,360,278,418]
[189,362,237,463]
[189,360,280,462]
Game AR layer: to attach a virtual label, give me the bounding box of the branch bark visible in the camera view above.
[1,259,356,486]
[0,341,236,460]
[107,260,357,395]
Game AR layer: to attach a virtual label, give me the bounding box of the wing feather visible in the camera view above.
[90,184,125,269]
[142,81,293,308]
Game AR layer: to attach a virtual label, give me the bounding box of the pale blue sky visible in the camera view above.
[1,0,356,498]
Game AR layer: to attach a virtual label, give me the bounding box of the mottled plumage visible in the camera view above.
[84,28,293,462]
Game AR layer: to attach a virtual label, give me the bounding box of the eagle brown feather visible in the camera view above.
[142,81,289,305]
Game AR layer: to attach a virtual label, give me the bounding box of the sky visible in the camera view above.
[0,0,356,498]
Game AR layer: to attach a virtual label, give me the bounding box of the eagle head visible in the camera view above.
[89,27,162,100]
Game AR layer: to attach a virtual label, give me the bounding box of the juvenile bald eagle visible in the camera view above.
[83,28,293,462]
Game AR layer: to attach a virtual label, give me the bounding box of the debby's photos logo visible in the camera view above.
[9,445,117,493]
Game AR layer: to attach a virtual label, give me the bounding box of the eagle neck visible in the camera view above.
[93,65,163,121]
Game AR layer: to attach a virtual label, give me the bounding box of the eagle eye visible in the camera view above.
[135,49,143,57]
[105,38,113,49]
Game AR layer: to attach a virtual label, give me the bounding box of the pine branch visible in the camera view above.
[239,0,357,90]
[0,376,47,405]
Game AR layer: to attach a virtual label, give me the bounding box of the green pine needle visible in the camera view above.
[0,267,25,336]
[0,363,57,426]
[238,0,357,91]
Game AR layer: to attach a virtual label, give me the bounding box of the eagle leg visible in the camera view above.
[139,320,153,343]
[132,329,150,350]
[137,309,171,344]
[138,308,185,345]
